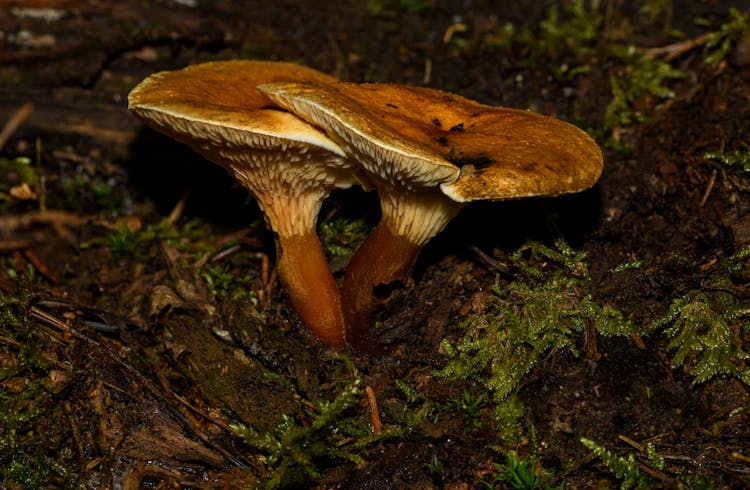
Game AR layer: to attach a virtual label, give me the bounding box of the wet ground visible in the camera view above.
[1,1,750,488]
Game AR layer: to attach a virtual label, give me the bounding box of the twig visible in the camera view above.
[63,401,86,466]
[618,434,645,452]
[210,244,242,263]
[731,452,750,464]
[644,33,711,61]
[699,169,717,207]
[0,209,89,233]
[0,102,34,151]
[619,435,678,485]
[468,245,511,277]
[22,248,56,283]
[0,239,33,251]
[166,190,189,227]
[36,137,46,211]
[365,385,382,435]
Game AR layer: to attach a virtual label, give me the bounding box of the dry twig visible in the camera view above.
[0,102,34,151]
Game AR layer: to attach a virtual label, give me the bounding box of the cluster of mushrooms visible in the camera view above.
[128,60,603,351]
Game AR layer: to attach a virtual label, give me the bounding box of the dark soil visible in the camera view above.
[1,1,750,489]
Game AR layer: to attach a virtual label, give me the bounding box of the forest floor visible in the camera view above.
[1,1,750,488]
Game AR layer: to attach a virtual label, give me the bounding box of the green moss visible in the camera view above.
[536,0,603,58]
[723,244,750,277]
[365,0,428,16]
[640,0,671,22]
[481,1,708,150]
[704,149,750,173]
[82,217,217,263]
[648,285,750,385]
[200,263,258,303]
[609,259,644,274]
[646,245,750,385]
[645,443,665,470]
[318,216,370,257]
[437,240,638,437]
[0,293,77,489]
[0,155,38,190]
[701,8,750,66]
[580,437,653,490]
[61,174,123,214]
[106,226,143,261]
[603,47,684,131]
[234,366,401,489]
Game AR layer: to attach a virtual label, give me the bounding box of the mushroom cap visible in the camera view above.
[258,81,603,202]
[128,60,364,237]
[128,60,346,157]
[258,81,461,189]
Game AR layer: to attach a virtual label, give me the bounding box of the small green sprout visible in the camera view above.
[395,379,422,406]
[426,455,443,476]
[485,451,553,490]
[107,227,142,261]
[0,155,38,188]
[3,259,39,284]
[445,390,486,433]
[640,0,672,22]
[83,218,218,264]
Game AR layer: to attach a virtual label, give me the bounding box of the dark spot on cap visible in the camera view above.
[433,118,442,127]
[386,103,398,109]
[520,161,541,173]
[437,136,448,146]
[448,155,495,170]
[450,122,465,132]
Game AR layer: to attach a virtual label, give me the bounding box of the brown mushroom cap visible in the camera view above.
[259,79,604,348]
[128,61,356,236]
[258,80,603,237]
[128,60,353,348]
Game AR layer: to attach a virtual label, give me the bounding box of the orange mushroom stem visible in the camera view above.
[274,232,346,348]
[342,186,462,346]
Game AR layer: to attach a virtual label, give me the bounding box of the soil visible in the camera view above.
[1,1,750,488]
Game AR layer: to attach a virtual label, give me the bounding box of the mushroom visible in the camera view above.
[128,60,356,348]
[258,81,603,346]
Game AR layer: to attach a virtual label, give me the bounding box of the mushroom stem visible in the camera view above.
[342,222,422,346]
[275,232,347,348]
[342,187,463,345]
[234,172,349,349]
